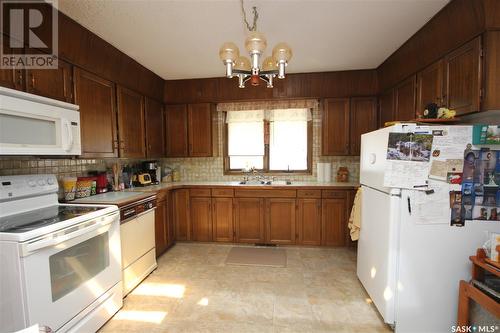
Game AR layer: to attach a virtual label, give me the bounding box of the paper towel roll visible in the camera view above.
[323,163,331,182]
[317,163,325,182]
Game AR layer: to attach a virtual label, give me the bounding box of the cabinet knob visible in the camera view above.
[16,70,22,86]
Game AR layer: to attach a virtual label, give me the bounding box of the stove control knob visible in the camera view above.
[28,180,36,187]
[37,179,46,186]
[47,178,55,185]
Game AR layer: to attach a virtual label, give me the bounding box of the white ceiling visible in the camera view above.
[58,0,448,80]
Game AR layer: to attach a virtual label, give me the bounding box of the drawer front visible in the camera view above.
[297,189,321,198]
[190,188,211,197]
[234,189,296,198]
[322,190,347,199]
[211,188,234,197]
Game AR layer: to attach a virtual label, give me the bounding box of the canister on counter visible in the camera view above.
[172,169,180,182]
[62,177,77,201]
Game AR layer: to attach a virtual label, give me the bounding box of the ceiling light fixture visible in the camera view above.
[219,0,292,88]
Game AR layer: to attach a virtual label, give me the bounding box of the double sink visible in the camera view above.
[238,180,292,185]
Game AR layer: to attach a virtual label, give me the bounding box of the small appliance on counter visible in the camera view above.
[133,173,152,186]
[141,161,160,185]
[131,161,160,186]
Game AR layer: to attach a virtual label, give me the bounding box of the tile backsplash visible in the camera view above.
[162,106,360,182]
[0,105,360,183]
[0,158,107,177]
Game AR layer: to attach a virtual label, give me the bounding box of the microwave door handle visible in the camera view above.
[23,213,117,255]
[61,118,73,152]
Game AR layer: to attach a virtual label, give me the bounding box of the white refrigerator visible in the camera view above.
[358,124,500,333]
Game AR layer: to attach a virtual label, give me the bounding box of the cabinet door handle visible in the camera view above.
[30,73,35,88]
[16,70,23,86]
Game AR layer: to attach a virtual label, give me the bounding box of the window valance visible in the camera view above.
[222,100,316,124]
[217,99,318,112]
[225,108,312,123]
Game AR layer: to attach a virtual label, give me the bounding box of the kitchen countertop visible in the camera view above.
[72,190,155,206]
[125,181,360,193]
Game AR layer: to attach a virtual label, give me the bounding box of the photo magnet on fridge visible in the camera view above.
[450,191,465,226]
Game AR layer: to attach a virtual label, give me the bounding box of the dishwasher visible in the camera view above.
[120,195,157,296]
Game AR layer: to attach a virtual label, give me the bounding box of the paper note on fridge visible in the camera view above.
[383,132,433,189]
[429,159,464,181]
[412,180,453,224]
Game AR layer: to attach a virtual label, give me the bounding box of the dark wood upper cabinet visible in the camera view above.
[379,89,394,128]
[349,97,377,155]
[394,75,416,121]
[73,67,118,158]
[322,98,350,156]
[0,68,23,91]
[165,104,189,157]
[145,98,165,158]
[117,86,146,158]
[26,58,73,103]
[443,37,481,115]
[188,103,214,157]
[416,60,444,117]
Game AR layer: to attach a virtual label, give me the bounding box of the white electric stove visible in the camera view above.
[0,174,123,333]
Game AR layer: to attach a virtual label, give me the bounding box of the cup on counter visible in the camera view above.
[62,177,77,201]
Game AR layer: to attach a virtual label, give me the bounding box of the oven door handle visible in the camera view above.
[22,212,118,256]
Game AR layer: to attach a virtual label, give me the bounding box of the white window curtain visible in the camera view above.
[227,110,265,170]
[226,108,310,171]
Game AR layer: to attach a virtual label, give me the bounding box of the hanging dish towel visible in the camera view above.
[348,187,362,241]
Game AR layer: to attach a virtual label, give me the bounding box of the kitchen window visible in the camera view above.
[224,108,312,174]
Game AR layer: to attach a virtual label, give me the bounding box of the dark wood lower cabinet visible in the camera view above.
[212,197,234,242]
[154,191,175,257]
[321,197,348,247]
[190,197,213,241]
[167,188,354,247]
[297,198,322,246]
[234,198,265,244]
[155,198,168,257]
[173,189,190,241]
[265,198,296,245]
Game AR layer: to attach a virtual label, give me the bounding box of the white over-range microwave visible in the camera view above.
[0,86,81,155]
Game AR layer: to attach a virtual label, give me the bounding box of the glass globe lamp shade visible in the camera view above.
[272,42,292,62]
[261,56,277,72]
[245,31,267,54]
[219,42,240,62]
[234,56,251,71]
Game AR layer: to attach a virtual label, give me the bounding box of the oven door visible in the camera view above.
[20,212,121,331]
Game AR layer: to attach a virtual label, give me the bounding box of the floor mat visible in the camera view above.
[225,246,287,267]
